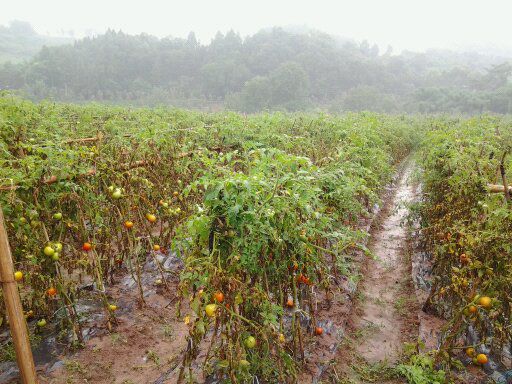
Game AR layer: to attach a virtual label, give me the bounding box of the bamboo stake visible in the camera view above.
[488,184,512,193]
[0,205,38,384]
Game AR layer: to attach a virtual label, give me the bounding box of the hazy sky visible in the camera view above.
[2,0,512,54]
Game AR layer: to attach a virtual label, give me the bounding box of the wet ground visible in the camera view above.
[352,163,417,365]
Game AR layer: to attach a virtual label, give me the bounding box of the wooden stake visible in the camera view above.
[488,184,512,193]
[0,205,38,384]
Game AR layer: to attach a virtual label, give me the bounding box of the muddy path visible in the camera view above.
[352,162,418,363]
[329,160,422,383]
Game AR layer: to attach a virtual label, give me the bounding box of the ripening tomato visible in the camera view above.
[146,213,157,223]
[476,353,488,365]
[124,221,134,229]
[82,242,92,251]
[205,304,217,317]
[478,296,492,309]
[14,271,23,281]
[314,327,323,336]
[214,291,224,303]
[153,244,160,251]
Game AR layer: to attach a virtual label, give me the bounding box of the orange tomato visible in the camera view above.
[286,299,294,308]
[476,353,488,365]
[47,287,57,296]
[82,242,92,251]
[124,221,134,229]
[314,327,323,336]
[478,296,492,309]
[214,291,224,303]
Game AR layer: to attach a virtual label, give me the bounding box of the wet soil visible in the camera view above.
[352,163,418,364]
[326,161,421,383]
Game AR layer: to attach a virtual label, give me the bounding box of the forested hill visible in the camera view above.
[0,27,511,114]
[0,21,72,63]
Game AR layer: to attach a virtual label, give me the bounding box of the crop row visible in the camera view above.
[418,116,512,369]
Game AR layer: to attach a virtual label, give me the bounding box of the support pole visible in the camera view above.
[0,205,37,383]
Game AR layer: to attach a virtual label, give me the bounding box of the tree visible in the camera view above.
[268,62,310,110]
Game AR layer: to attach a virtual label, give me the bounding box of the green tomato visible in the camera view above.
[244,336,256,349]
[53,212,62,220]
[54,242,63,252]
[51,253,60,261]
[37,319,47,327]
[43,246,55,257]
[112,189,122,199]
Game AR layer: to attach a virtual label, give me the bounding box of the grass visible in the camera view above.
[162,323,174,339]
[110,332,127,345]
[64,359,87,375]
[350,356,396,382]
[146,350,160,366]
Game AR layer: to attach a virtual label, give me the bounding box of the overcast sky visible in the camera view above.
[2,0,512,54]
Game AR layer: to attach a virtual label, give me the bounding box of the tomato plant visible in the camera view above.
[418,116,512,368]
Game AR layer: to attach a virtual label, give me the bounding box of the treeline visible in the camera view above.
[0,26,511,113]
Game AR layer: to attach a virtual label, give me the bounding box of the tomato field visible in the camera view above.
[0,95,511,383]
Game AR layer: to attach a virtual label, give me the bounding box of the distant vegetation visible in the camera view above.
[0,23,511,114]
[0,21,72,63]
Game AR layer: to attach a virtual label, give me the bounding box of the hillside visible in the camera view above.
[0,26,511,113]
[0,21,72,63]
